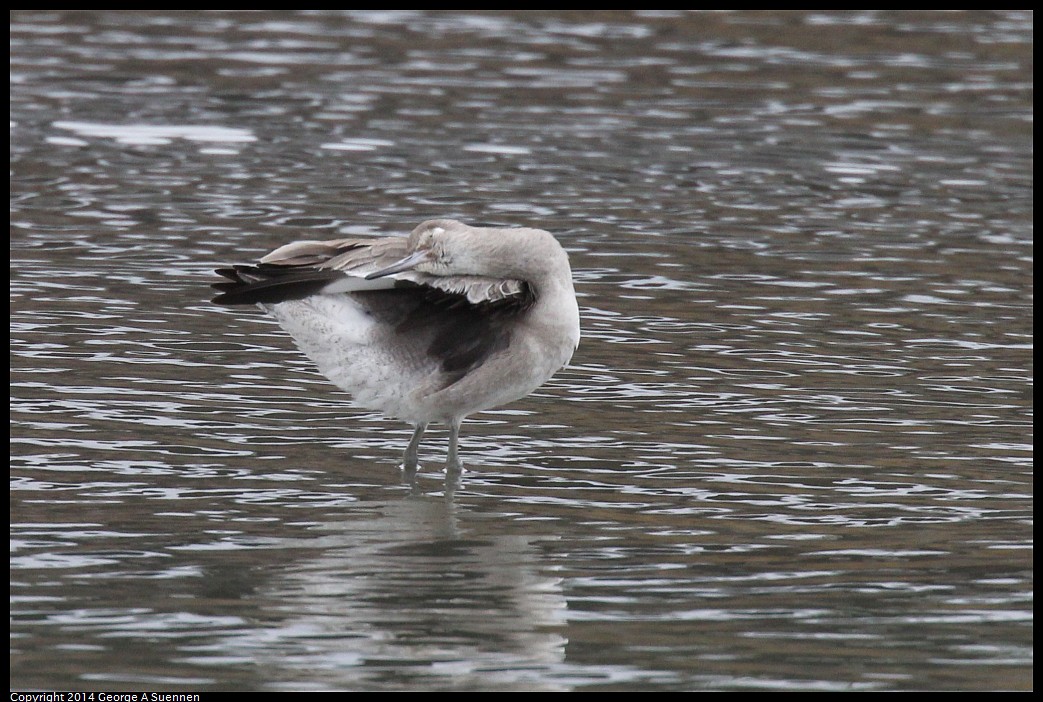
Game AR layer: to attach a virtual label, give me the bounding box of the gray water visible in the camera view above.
[10,10,1032,692]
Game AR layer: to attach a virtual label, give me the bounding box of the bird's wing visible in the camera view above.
[212,236,530,307]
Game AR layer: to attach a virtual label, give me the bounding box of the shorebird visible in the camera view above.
[212,219,580,475]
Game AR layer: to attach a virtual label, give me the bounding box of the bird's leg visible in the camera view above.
[403,422,427,471]
[445,418,464,474]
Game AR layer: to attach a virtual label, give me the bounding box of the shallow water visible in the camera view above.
[10,10,1032,691]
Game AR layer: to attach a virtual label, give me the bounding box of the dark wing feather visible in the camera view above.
[211,264,347,305]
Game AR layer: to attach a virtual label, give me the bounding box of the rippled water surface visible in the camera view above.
[11,10,1032,691]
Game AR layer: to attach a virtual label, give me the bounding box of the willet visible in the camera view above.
[212,218,580,474]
